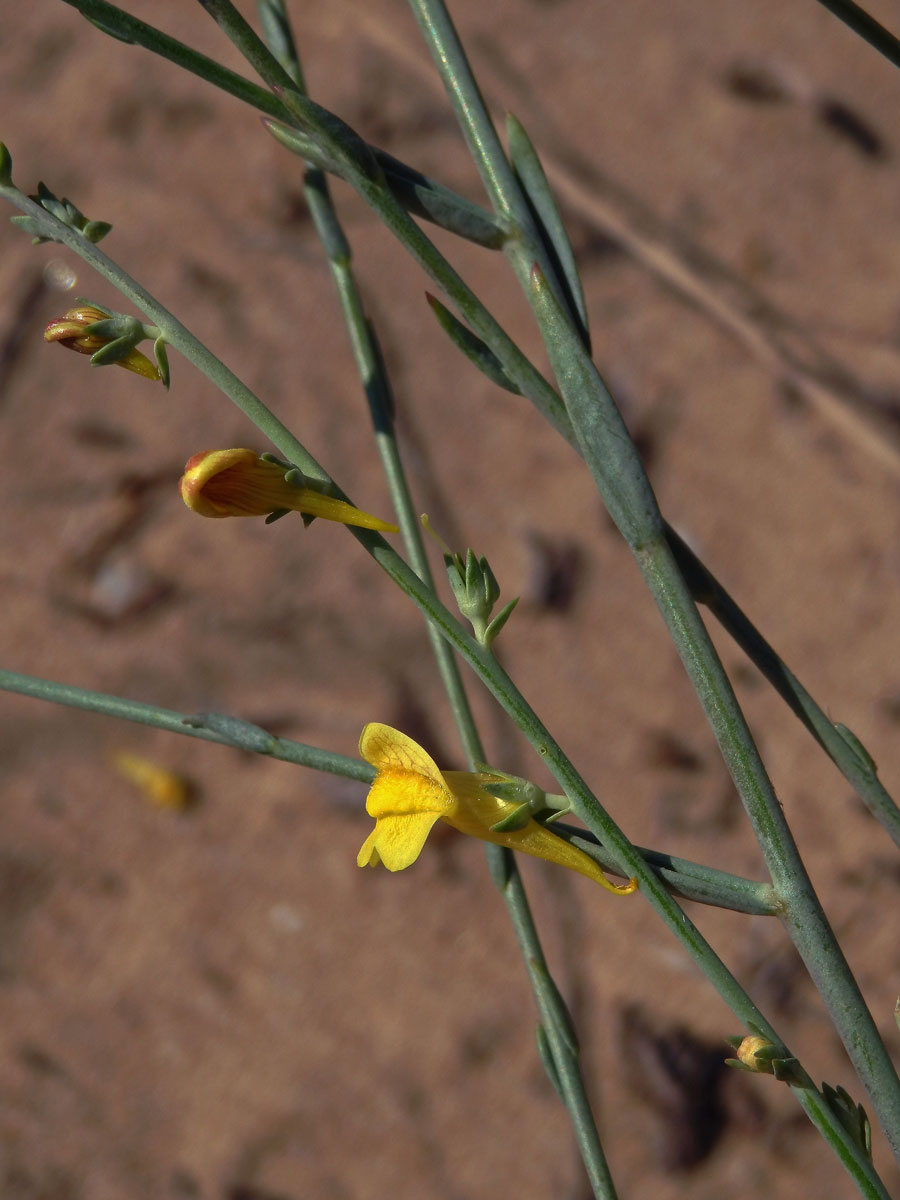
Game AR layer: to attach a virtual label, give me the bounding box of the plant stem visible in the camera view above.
[59,0,502,248]
[1,659,770,915]
[528,261,900,1165]
[3,151,887,1196]
[257,7,616,1190]
[54,0,900,838]
[0,667,372,780]
[667,525,900,848]
[54,0,900,849]
[811,0,900,70]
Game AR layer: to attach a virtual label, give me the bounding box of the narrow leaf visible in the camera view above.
[485,596,519,644]
[507,112,590,350]
[425,293,521,394]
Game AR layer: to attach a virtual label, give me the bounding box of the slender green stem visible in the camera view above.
[59,0,502,248]
[192,0,571,438]
[556,826,777,916]
[258,9,615,1190]
[301,168,483,756]
[61,0,900,831]
[406,0,588,341]
[811,0,900,70]
[0,667,372,781]
[1,660,770,915]
[61,0,574,439]
[667,526,900,848]
[500,867,621,1200]
[51,2,900,835]
[528,257,900,1165]
[3,165,887,1196]
[405,0,522,222]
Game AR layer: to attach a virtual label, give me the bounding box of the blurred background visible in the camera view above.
[1,2,900,1196]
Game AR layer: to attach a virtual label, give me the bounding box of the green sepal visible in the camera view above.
[283,466,310,490]
[464,546,481,595]
[481,780,524,804]
[484,596,519,646]
[536,1024,566,1102]
[541,798,574,824]
[478,554,501,609]
[489,802,533,833]
[90,336,141,367]
[9,214,49,243]
[822,1083,872,1160]
[283,466,319,527]
[484,776,548,812]
[770,1056,806,1085]
[425,292,521,394]
[82,219,113,243]
[507,112,590,351]
[84,316,130,340]
[153,337,170,390]
[20,182,113,246]
[38,196,71,224]
[264,508,290,524]
[445,561,469,609]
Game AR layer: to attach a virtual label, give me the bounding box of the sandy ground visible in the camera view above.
[1,2,900,1197]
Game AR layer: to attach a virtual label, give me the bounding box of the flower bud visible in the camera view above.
[44,305,160,381]
[180,448,398,531]
[735,1035,775,1072]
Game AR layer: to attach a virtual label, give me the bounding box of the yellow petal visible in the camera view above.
[496,822,636,894]
[364,768,451,819]
[357,829,382,868]
[359,723,449,792]
[443,771,636,895]
[359,812,444,871]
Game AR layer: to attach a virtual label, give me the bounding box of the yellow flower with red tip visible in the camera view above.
[357,723,637,894]
[44,305,160,381]
[179,448,399,531]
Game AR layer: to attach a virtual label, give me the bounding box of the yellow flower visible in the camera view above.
[356,723,637,895]
[44,305,160,380]
[179,448,399,531]
[111,751,191,811]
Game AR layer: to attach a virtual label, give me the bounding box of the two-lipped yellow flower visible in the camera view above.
[180,448,398,530]
[357,723,636,894]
